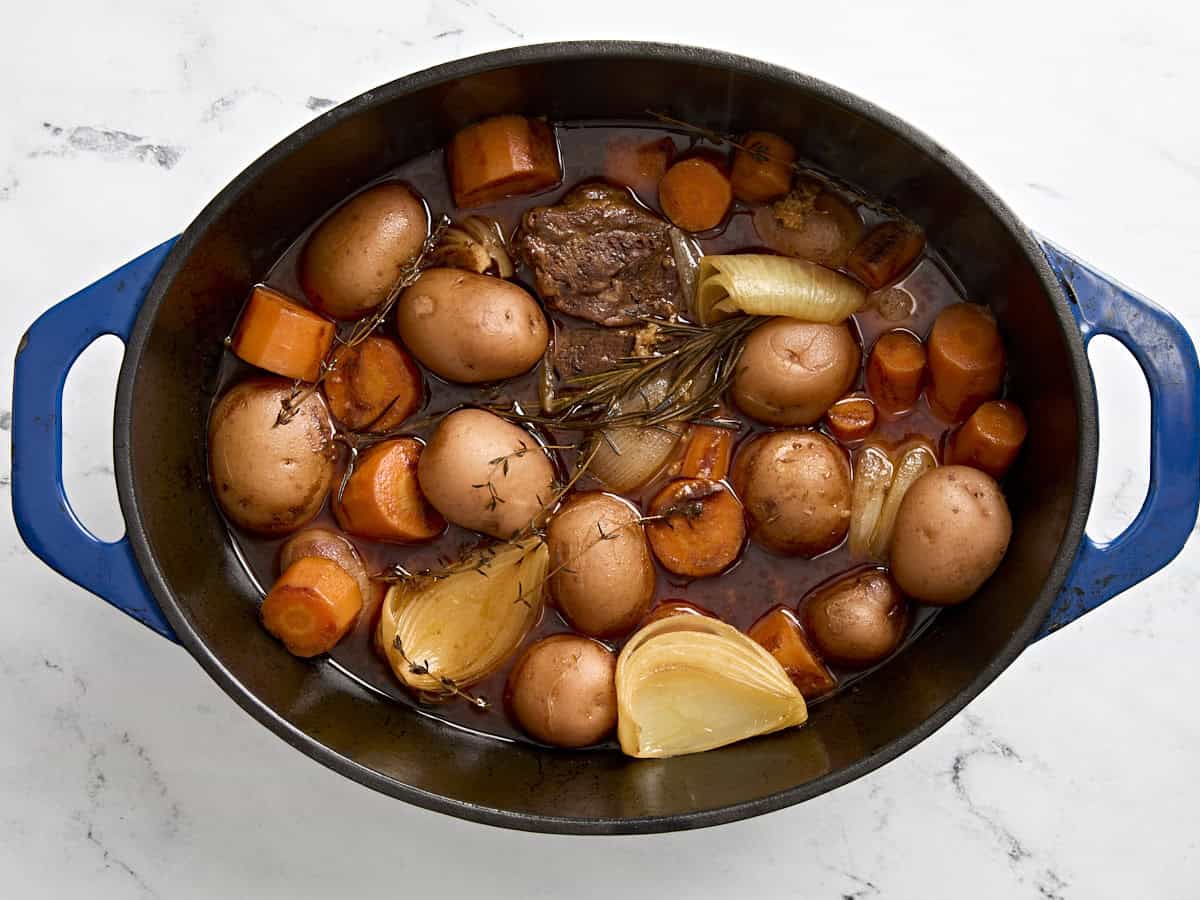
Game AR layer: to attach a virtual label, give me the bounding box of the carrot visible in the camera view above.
[261,556,362,657]
[604,136,674,201]
[747,606,836,699]
[640,599,716,626]
[658,157,732,232]
[867,330,928,414]
[324,336,422,432]
[730,131,795,204]
[680,425,734,481]
[447,115,562,208]
[645,478,745,578]
[229,285,335,382]
[848,222,926,289]
[945,399,1028,478]
[927,303,1006,421]
[825,395,877,444]
[334,438,445,543]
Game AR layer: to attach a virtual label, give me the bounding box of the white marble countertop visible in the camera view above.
[2,2,1197,897]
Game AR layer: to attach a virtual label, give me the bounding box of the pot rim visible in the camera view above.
[114,40,1098,834]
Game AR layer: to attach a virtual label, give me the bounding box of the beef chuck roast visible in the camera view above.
[515,183,683,326]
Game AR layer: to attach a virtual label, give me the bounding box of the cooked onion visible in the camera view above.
[377,539,547,697]
[871,441,937,559]
[589,374,685,493]
[616,615,807,758]
[696,254,866,325]
[430,215,514,277]
[848,444,894,558]
[668,226,702,315]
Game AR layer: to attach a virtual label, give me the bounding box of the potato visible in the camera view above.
[505,634,618,748]
[547,492,655,638]
[889,465,1012,605]
[641,600,715,626]
[417,409,556,539]
[396,268,549,383]
[208,378,336,535]
[278,528,372,610]
[801,569,909,667]
[732,318,860,425]
[300,182,429,320]
[732,430,852,556]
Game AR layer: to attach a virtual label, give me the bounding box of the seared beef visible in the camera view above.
[515,183,682,326]
[551,322,671,379]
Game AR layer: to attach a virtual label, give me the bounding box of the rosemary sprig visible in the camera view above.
[488,315,763,433]
[274,216,450,426]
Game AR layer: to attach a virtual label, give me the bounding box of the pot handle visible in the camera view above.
[1035,240,1200,638]
[12,239,180,642]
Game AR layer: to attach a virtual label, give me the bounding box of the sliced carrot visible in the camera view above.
[603,136,674,202]
[447,115,562,208]
[848,221,926,289]
[658,157,732,232]
[680,425,734,481]
[640,599,716,626]
[927,303,1006,421]
[324,336,422,432]
[334,438,445,543]
[229,285,334,382]
[645,478,745,578]
[945,399,1028,478]
[261,556,362,657]
[747,606,837,699]
[730,131,796,204]
[867,331,928,414]
[825,395,877,444]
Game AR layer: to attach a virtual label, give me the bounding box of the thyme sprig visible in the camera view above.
[274,216,450,426]
[391,636,489,709]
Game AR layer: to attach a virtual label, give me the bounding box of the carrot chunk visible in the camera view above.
[645,478,745,578]
[261,556,362,657]
[447,115,562,208]
[604,136,674,202]
[324,336,422,432]
[747,606,837,699]
[927,303,1006,421]
[333,438,445,542]
[825,395,877,444]
[680,425,734,481]
[867,331,928,414]
[658,158,733,232]
[229,286,334,382]
[848,222,926,289]
[945,399,1028,478]
[730,131,795,204]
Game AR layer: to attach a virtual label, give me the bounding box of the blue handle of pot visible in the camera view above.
[1036,240,1200,638]
[11,238,180,641]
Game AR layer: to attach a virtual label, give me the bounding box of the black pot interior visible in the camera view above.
[117,44,1091,832]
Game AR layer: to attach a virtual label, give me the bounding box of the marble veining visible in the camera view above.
[1,1,1197,897]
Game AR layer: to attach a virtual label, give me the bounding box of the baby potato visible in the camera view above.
[547,492,656,639]
[417,409,556,539]
[278,527,372,611]
[801,569,909,668]
[505,634,618,748]
[889,465,1012,605]
[732,318,861,425]
[300,182,429,320]
[396,268,549,383]
[732,430,852,556]
[208,378,336,535]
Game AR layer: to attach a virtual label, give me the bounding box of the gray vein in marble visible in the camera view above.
[455,0,524,37]
[0,410,11,430]
[31,124,182,170]
[0,176,16,201]
[1157,146,1200,182]
[434,28,464,38]
[306,96,335,111]
[949,715,1072,898]
[1027,182,1065,199]
[203,92,243,122]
